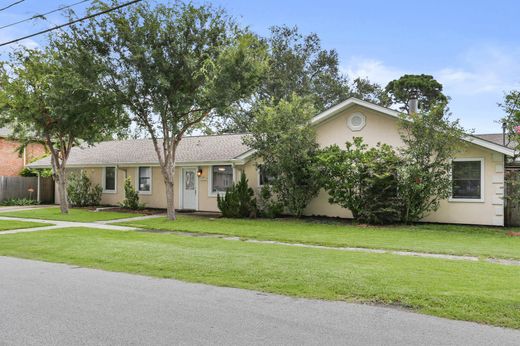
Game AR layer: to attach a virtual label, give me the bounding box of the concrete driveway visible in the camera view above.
[1,256,519,346]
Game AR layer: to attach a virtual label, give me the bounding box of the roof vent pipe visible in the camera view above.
[408,91,418,114]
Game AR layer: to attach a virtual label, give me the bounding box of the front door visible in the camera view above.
[181,168,197,210]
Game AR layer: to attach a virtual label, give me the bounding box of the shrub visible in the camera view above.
[120,177,144,210]
[217,172,256,218]
[67,171,102,207]
[257,185,283,218]
[0,198,39,206]
[317,137,402,224]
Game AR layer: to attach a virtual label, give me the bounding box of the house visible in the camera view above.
[27,98,516,226]
[0,127,47,176]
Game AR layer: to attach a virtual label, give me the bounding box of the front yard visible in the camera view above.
[0,207,144,222]
[0,227,518,329]
[117,215,520,260]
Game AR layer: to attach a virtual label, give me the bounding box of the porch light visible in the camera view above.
[197,168,203,177]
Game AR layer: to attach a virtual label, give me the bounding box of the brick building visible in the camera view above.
[0,128,47,176]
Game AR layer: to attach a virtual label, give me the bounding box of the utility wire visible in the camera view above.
[0,0,141,47]
[0,0,24,12]
[0,0,90,31]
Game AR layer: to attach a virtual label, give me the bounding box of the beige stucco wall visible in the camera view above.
[242,105,505,226]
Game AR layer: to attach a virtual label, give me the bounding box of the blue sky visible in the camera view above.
[0,0,519,133]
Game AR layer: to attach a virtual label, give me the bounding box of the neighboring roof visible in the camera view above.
[308,97,515,157]
[475,133,517,150]
[28,134,249,168]
[0,127,12,138]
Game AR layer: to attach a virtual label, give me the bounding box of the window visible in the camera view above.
[104,167,116,192]
[452,160,483,200]
[138,167,152,193]
[211,165,233,194]
[347,112,366,131]
[258,165,274,186]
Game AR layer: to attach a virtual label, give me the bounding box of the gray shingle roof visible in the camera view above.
[28,134,250,168]
[474,133,516,149]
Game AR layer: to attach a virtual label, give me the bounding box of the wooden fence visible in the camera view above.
[0,176,54,203]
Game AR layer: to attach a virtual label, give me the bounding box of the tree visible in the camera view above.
[244,95,320,217]
[397,104,466,223]
[317,137,402,224]
[385,74,448,112]
[0,35,126,213]
[71,0,268,220]
[216,25,350,133]
[349,77,389,106]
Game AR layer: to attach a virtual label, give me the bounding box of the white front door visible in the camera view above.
[181,168,197,210]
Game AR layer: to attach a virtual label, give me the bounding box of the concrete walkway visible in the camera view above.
[0,216,140,235]
[1,256,519,346]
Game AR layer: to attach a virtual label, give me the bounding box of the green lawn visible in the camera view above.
[117,215,520,260]
[0,227,518,328]
[0,207,144,222]
[0,219,49,231]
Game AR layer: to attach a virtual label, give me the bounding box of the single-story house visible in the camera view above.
[0,127,47,176]
[28,98,516,226]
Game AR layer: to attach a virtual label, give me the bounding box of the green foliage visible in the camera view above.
[397,105,466,223]
[0,198,39,206]
[257,185,284,218]
[20,167,52,177]
[72,0,268,219]
[120,177,143,210]
[0,32,127,214]
[318,137,402,224]
[217,172,256,218]
[500,90,520,150]
[66,171,102,207]
[244,95,320,217]
[385,74,448,112]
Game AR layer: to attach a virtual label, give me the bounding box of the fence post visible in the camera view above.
[37,171,41,203]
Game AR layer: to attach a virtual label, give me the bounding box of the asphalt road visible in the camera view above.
[1,256,519,345]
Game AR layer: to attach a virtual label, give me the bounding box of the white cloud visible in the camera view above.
[342,57,404,86]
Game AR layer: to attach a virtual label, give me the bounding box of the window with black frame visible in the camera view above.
[452,160,482,200]
[104,167,116,191]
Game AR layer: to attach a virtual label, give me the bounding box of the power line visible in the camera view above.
[0,0,142,48]
[0,0,90,31]
[0,0,24,12]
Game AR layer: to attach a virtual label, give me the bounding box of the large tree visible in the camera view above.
[215,25,350,133]
[0,36,126,214]
[72,0,267,220]
[499,90,520,150]
[243,95,320,217]
[385,74,448,112]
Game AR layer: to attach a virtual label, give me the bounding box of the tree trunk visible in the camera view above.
[56,167,69,214]
[163,160,176,220]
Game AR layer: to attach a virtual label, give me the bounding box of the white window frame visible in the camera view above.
[136,166,152,195]
[208,164,235,197]
[449,158,485,203]
[102,166,117,194]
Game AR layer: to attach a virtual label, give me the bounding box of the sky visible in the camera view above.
[0,0,519,133]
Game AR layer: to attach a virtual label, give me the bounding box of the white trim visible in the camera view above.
[102,166,117,194]
[449,158,485,203]
[179,167,199,210]
[136,166,152,195]
[346,112,367,131]
[208,164,235,197]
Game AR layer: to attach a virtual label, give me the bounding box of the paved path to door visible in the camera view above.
[1,256,519,346]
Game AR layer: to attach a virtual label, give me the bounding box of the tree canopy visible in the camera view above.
[0,33,127,213]
[385,74,448,112]
[70,0,268,219]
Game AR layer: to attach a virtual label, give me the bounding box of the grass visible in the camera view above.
[0,227,518,329]
[0,219,49,231]
[0,207,144,222]
[117,215,520,260]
